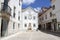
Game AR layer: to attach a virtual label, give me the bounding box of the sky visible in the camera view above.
[22,0,51,11]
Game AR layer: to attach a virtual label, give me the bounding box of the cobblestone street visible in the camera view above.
[1,31,60,40]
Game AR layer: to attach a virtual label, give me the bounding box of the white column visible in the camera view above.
[45,24,46,30]
[51,23,54,31]
[56,23,58,31]
[42,24,44,30]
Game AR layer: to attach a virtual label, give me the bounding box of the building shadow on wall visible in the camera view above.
[1,18,9,37]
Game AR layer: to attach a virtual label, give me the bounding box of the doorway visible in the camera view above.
[28,23,32,30]
[38,24,42,30]
[54,23,56,31]
[46,22,52,31]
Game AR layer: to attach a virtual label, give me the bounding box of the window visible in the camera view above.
[52,5,55,10]
[13,13,15,18]
[18,11,20,20]
[25,16,27,19]
[58,24,60,30]
[19,0,20,5]
[33,16,35,20]
[13,6,16,18]
[13,22,15,29]
[18,16,20,20]
[50,12,52,17]
[39,17,41,21]
[25,24,27,27]
[45,15,47,19]
[33,24,36,27]
[18,24,20,28]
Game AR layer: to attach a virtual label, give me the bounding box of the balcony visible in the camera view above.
[0,3,11,19]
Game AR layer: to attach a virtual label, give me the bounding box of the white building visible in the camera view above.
[0,0,21,37]
[51,0,60,31]
[21,7,38,31]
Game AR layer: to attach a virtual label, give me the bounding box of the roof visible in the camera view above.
[22,6,39,13]
[38,6,52,17]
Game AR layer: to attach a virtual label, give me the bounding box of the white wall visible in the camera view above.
[0,0,4,11]
[22,8,38,31]
[52,0,60,22]
[39,8,52,24]
[7,0,21,35]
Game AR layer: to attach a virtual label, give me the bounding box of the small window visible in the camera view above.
[13,6,16,18]
[40,18,41,21]
[58,24,60,29]
[13,22,15,29]
[25,16,27,19]
[45,15,47,19]
[18,11,20,20]
[18,16,20,20]
[33,24,36,27]
[52,5,55,10]
[50,12,52,17]
[18,24,20,28]
[33,16,35,20]
[19,0,20,5]
[25,24,27,27]
[13,13,15,18]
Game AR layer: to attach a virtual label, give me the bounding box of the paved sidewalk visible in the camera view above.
[1,31,24,40]
[1,31,60,40]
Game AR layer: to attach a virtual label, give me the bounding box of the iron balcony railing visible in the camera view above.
[1,3,11,15]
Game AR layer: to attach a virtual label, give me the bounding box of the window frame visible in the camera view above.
[33,24,36,27]
[13,6,16,18]
[25,24,27,27]
[13,22,15,29]
[25,16,27,19]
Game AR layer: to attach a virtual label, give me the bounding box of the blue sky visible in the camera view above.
[22,0,51,11]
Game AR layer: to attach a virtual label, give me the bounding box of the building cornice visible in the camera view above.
[22,6,39,13]
[38,7,52,17]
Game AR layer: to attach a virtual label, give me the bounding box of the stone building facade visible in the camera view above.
[38,0,60,32]
[51,0,60,31]
[0,0,21,37]
[38,7,53,31]
[22,7,38,31]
